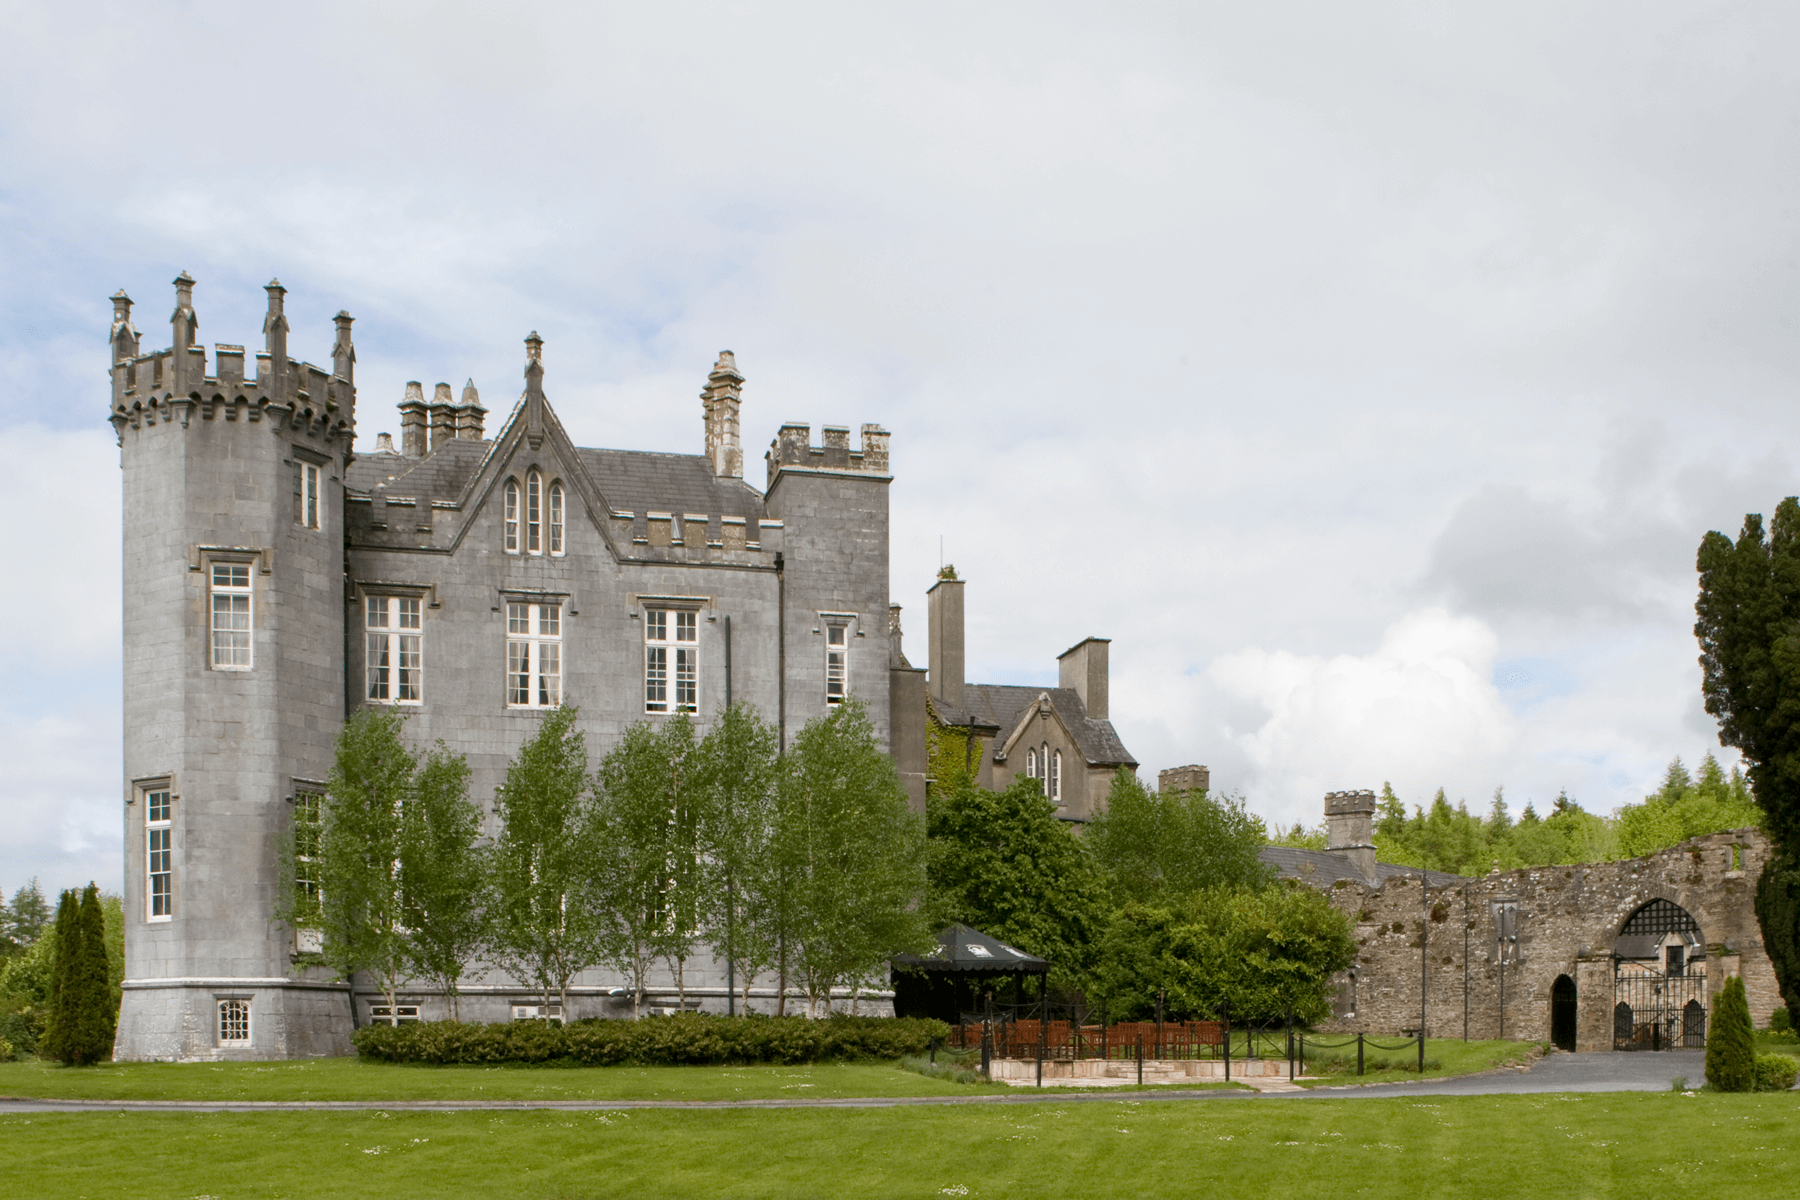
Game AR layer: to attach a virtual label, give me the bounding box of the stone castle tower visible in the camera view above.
[110,276,358,1057]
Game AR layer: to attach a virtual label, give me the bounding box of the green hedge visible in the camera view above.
[351,1012,951,1066]
[1754,1053,1798,1093]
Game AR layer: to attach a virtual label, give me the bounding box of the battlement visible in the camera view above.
[107,274,355,449]
[1324,789,1377,816]
[765,422,891,489]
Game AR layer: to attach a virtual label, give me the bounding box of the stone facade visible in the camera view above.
[109,276,905,1060]
[1262,791,1779,1051]
[916,578,1137,822]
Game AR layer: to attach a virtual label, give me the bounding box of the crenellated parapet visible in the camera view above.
[765,421,891,489]
[107,274,356,454]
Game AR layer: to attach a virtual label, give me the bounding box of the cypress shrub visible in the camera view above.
[38,890,77,1063]
[351,1012,951,1066]
[1755,852,1800,1015]
[61,885,116,1065]
[1754,1053,1798,1092]
[1706,974,1756,1092]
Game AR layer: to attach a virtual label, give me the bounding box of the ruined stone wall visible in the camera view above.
[1314,828,1779,1051]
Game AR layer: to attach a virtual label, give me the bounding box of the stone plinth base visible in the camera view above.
[114,980,353,1062]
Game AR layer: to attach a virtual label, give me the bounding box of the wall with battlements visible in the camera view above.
[1314,828,1779,1052]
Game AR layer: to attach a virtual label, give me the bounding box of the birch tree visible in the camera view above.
[486,705,606,1014]
[398,744,486,1020]
[694,703,781,1013]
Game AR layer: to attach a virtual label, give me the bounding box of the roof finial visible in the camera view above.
[110,289,139,364]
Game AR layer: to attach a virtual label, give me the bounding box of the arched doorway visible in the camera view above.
[1550,975,1577,1052]
[1612,899,1707,1051]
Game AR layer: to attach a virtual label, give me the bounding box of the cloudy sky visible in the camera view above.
[3,2,1796,894]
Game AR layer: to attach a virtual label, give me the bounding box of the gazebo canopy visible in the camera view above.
[893,923,1049,975]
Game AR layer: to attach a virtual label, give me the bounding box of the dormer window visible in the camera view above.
[504,479,520,552]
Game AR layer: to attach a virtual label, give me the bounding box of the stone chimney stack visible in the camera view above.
[1058,637,1111,720]
[332,311,356,387]
[429,382,457,450]
[927,575,965,710]
[1158,765,1211,794]
[399,381,428,456]
[1325,790,1378,881]
[456,378,486,440]
[702,350,744,478]
[263,279,289,398]
[373,432,399,455]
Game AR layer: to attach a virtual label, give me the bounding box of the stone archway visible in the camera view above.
[1550,975,1576,1052]
[1612,898,1707,1051]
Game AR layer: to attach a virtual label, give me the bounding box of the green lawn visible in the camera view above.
[1296,1037,1544,1088]
[5,1091,1797,1198]
[0,1056,1019,1103]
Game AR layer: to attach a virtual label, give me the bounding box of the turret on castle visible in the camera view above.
[111,274,900,1060]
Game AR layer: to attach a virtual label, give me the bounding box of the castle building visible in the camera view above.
[906,575,1137,821]
[108,275,907,1060]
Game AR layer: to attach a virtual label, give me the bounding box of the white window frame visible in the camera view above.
[1050,748,1062,805]
[300,462,321,529]
[145,783,173,922]
[365,595,424,705]
[503,478,520,553]
[506,601,562,708]
[1025,747,1038,779]
[209,561,253,670]
[218,998,251,1044]
[825,621,849,706]
[512,1003,564,1023]
[293,789,323,932]
[526,470,543,555]
[548,481,565,555]
[644,608,698,714]
[369,1005,421,1026]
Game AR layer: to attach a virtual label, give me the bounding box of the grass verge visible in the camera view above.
[0,1056,1022,1103]
[4,1091,1796,1198]
[1295,1038,1543,1088]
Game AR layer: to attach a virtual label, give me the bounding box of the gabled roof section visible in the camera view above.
[346,438,487,497]
[962,683,1137,768]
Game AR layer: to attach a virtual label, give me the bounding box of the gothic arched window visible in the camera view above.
[503,478,520,552]
[548,481,565,555]
[526,471,543,554]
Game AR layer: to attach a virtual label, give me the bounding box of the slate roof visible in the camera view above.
[574,448,764,518]
[960,683,1137,768]
[1259,845,1468,889]
[345,438,488,499]
[345,440,766,519]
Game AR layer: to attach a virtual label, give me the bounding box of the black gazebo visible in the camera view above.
[891,924,1050,1023]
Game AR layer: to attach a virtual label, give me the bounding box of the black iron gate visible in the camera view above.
[1613,970,1707,1050]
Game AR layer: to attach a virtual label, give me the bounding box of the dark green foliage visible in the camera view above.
[350,1013,950,1065]
[1754,1052,1798,1092]
[1755,850,1800,1015]
[1695,498,1800,849]
[38,890,76,1062]
[925,776,1109,991]
[1705,974,1756,1092]
[42,885,114,1065]
[1089,768,1272,904]
[1092,885,1355,1024]
[1771,1005,1792,1034]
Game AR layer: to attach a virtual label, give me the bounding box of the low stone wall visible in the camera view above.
[1311,829,1779,1051]
[987,1057,1291,1083]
